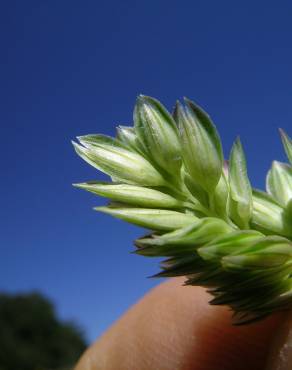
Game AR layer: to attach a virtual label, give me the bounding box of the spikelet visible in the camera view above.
[73,95,292,324]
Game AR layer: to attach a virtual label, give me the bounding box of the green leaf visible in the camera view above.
[72,136,165,186]
[134,95,181,175]
[228,138,252,229]
[175,98,223,193]
[266,161,292,206]
[74,182,183,209]
[95,206,198,231]
[280,129,292,164]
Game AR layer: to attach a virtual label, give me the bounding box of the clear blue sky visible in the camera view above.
[1,0,292,343]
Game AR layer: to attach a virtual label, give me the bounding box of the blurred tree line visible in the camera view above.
[0,292,87,370]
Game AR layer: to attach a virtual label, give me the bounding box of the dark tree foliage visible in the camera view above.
[0,292,87,370]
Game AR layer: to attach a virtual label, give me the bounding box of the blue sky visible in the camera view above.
[1,0,292,343]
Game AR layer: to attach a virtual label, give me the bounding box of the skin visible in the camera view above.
[75,278,283,370]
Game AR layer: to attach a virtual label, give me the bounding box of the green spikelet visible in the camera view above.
[72,95,292,324]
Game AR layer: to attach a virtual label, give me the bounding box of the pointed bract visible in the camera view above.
[198,230,263,261]
[223,236,292,270]
[116,126,141,153]
[228,138,252,229]
[251,190,292,237]
[73,136,165,186]
[183,171,209,209]
[211,173,229,220]
[74,182,183,209]
[266,161,292,206]
[176,99,223,193]
[134,95,181,176]
[95,206,198,231]
[138,217,232,247]
[280,129,292,164]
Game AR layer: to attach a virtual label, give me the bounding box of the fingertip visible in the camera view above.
[76,278,283,370]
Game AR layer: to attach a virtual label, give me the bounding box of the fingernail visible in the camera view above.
[266,311,292,370]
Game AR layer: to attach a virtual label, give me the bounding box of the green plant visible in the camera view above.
[0,292,86,370]
[73,95,292,324]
